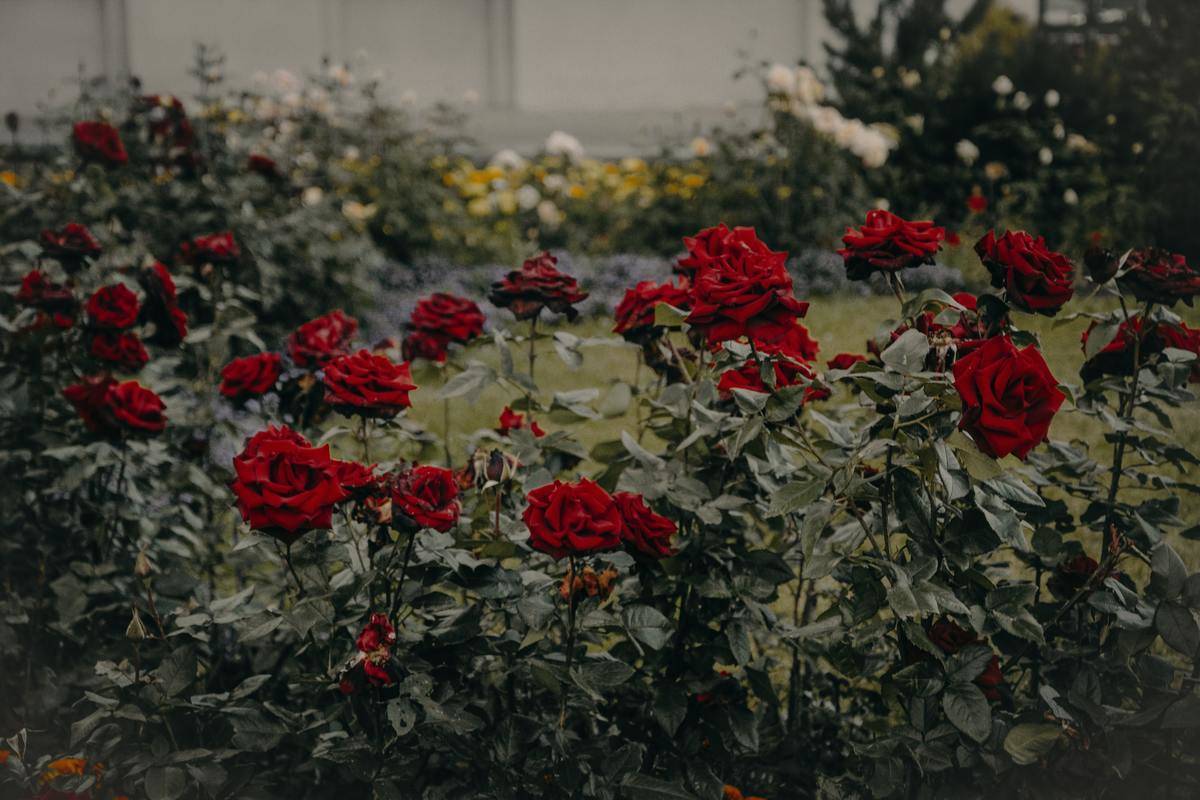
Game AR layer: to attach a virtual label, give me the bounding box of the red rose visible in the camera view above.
[408,293,486,344]
[179,231,240,265]
[247,153,281,178]
[613,491,676,558]
[928,618,976,654]
[355,612,396,687]
[838,210,945,280]
[90,331,149,371]
[230,433,347,542]
[827,353,867,371]
[975,656,1003,701]
[72,120,128,165]
[401,329,450,363]
[16,270,76,316]
[391,465,460,532]
[522,478,623,560]
[40,223,101,266]
[137,262,188,346]
[288,309,358,368]
[1156,321,1200,382]
[717,329,819,397]
[66,377,166,435]
[684,226,809,345]
[322,349,416,417]
[220,353,282,399]
[975,230,1074,315]
[1116,248,1200,307]
[953,335,1064,460]
[676,223,737,277]
[966,193,988,214]
[488,252,588,321]
[1080,316,1161,382]
[497,406,545,437]
[139,94,194,149]
[333,460,377,500]
[86,284,140,330]
[612,278,691,339]
[237,425,312,461]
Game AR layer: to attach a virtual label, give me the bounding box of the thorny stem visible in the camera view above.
[1101,300,1153,557]
[359,416,371,463]
[443,398,453,468]
[388,532,419,620]
[559,555,579,730]
[284,543,305,598]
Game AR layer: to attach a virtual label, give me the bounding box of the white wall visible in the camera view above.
[0,0,1041,153]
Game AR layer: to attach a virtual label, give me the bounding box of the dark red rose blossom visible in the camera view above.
[488,252,588,321]
[676,223,737,278]
[16,270,76,316]
[40,223,101,266]
[236,425,312,462]
[1157,321,1200,382]
[322,350,416,417]
[289,310,358,368]
[717,327,820,398]
[401,329,450,363]
[230,432,347,542]
[966,193,988,214]
[927,619,1003,700]
[220,353,282,399]
[137,261,188,346]
[1079,316,1162,382]
[975,230,1074,315]
[522,479,623,560]
[391,465,460,532]
[247,153,281,178]
[1116,248,1200,307]
[333,460,377,500]
[90,331,149,371]
[953,335,1064,460]
[179,231,240,265]
[72,120,128,165]
[684,226,809,345]
[612,278,691,340]
[613,491,676,558]
[85,284,140,330]
[827,352,867,371]
[355,613,396,687]
[497,406,544,437]
[408,293,486,343]
[1051,554,1102,596]
[65,377,166,435]
[838,210,945,280]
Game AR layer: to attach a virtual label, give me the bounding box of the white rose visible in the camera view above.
[992,75,1014,95]
[1044,89,1060,108]
[302,186,324,207]
[536,200,563,228]
[956,139,980,165]
[793,66,825,105]
[1013,91,1031,111]
[1038,147,1053,166]
[690,136,712,158]
[544,130,584,161]
[1063,188,1079,205]
[765,63,797,95]
[490,149,527,171]
[516,185,541,211]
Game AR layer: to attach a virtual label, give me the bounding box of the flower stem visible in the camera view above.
[443,398,452,468]
[1101,301,1152,557]
[284,542,305,598]
[359,416,371,463]
[559,555,578,730]
[388,532,419,619]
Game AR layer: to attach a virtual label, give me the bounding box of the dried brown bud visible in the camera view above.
[126,607,148,641]
[134,549,153,578]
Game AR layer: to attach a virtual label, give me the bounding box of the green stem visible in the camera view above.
[559,555,578,730]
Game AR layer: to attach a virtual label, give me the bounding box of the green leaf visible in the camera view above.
[623,605,673,651]
[154,647,197,699]
[1155,601,1199,656]
[766,479,825,518]
[1151,542,1188,600]
[1084,320,1121,360]
[726,618,753,665]
[621,774,698,799]
[574,660,635,693]
[387,699,417,737]
[145,766,188,800]
[652,303,688,329]
[438,363,496,399]
[942,682,991,743]
[1003,723,1064,765]
[654,685,688,737]
[881,329,930,373]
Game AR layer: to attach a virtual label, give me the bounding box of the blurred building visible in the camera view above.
[1,0,1117,154]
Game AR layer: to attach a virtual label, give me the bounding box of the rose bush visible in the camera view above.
[2,72,1200,800]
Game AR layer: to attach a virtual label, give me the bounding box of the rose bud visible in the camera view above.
[126,607,148,641]
[134,549,153,577]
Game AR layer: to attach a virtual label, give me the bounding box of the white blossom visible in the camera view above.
[544,130,585,161]
[490,149,527,171]
[956,139,980,165]
[1063,188,1079,205]
[992,75,1014,95]
[1013,91,1031,111]
[1044,89,1061,108]
[516,184,541,211]
[1039,147,1053,166]
[690,136,712,158]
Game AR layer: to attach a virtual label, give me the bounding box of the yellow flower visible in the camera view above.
[775,185,793,200]
[441,172,458,187]
[0,170,22,188]
[495,190,518,215]
[682,174,706,189]
[467,196,493,217]
[567,184,587,200]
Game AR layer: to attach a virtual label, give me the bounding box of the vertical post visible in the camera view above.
[485,0,516,110]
